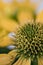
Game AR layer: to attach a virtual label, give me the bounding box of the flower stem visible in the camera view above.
[31,57,38,65]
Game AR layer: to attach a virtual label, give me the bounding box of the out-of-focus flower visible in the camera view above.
[36,11,43,23]
[0,17,19,32]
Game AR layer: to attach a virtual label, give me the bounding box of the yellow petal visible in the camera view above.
[0,35,13,47]
[0,54,12,65]
[13,57,31,65]
[37,11,43,24]
[0,18,19,32]
[18,10,33,26]
[25,59,31,65]
[17,58,23,65]
[13,57,23,65]
[8,50,17,60]
[38,57,43,65]
[22,59,30,65]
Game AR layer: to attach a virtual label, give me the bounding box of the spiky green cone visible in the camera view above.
[13,21,43,65]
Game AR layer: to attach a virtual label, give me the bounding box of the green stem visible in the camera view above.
[31,57,38,65]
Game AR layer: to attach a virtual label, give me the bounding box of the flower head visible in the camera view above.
[15,21,43,59]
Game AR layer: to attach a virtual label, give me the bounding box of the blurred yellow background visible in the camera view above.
[0,0,43,65]
[0,0,43,47]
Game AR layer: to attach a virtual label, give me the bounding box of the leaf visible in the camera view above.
[0,47,11,54]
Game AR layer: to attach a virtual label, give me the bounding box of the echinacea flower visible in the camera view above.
[11,21,43,65]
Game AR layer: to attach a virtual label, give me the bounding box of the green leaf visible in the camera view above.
[0,47,11,54]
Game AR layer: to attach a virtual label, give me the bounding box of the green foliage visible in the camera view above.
[31,57,38,65]
[10,10,19,22]
[0,47,11,54]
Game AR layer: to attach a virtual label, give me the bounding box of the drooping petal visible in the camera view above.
[13,56,23,65]
[22,58,31,65]
[38,57,43,65]
[0,54,12,65]
[8,50,17,60]
[13,57,31,65]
